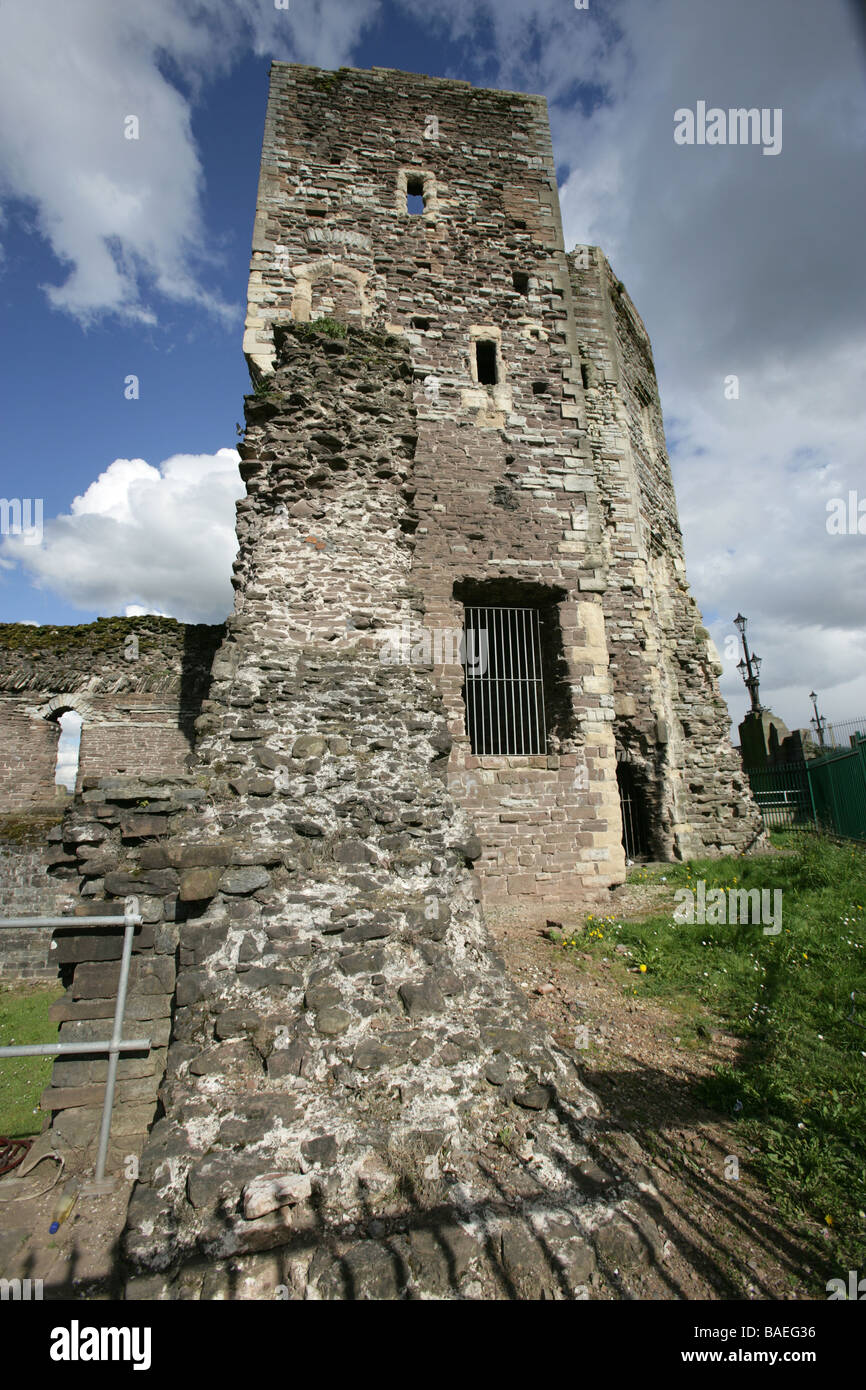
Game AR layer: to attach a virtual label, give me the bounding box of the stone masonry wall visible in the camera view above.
[0,619,223,812]
[568,246,763,858]
[0,812,71,977]
[115,325,663,1300]
[39,778,202,1172]
[243,63,625,905]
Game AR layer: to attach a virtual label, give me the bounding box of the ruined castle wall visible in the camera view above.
[77,695,196,787]
[0,620,224,978]
[0,620,223,812]
[0,813,71,976]
[567,247,763,857]
[244,64,625,905]
[115,324,654,1301]
[0,702,62,811]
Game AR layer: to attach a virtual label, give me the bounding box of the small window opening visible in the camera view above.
[512,271,530,294]
[406,177,425,215]
[531,381,548,396]
[475,340,498,386]
[411,316,431,330]
[54,710,82,794]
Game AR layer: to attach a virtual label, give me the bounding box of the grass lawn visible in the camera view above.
[554,832,866,1272]
[0,980,63,1140]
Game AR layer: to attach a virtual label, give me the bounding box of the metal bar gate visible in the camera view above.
[462,606,547,756]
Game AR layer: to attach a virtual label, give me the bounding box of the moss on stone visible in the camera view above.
[0,812,64,845]
[0,616,187,657]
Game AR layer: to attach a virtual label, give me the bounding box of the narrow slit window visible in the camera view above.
[512,271,530,294]
[461,607,547,755]
[406,177,425,215]
[475,340,498,386]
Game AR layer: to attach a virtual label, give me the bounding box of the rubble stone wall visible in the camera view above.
[39,778,202,1171]
[117,324,660,1300]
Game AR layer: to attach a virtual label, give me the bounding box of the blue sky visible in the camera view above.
[0,0,864,734]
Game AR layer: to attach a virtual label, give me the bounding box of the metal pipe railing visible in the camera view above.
[1,1039,150,1057]
[0,916,135,928]
[0,896,151,1188]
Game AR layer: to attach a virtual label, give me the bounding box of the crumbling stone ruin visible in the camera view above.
[0,63,764,1299]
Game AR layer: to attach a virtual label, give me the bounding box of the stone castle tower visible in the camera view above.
[238,62,761,905]
[0,64,764,1300]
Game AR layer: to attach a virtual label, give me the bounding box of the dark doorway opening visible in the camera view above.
[617,760,650,861]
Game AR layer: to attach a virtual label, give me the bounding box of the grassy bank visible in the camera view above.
[555,832,866,1272]
[0,981,62,1139]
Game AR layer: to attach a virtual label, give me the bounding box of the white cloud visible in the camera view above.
[125,603,171,618]
[0,0,380,323]
[0,449,244,623]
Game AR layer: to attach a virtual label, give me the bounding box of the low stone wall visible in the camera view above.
[0,812,71,977]
[40,777,204,1173]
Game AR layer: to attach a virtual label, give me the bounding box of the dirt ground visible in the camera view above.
[0,1143,130,1298]
[486,880,833,1300]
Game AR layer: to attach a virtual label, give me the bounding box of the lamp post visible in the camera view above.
[733,613,763,714]
[809,690,827,748]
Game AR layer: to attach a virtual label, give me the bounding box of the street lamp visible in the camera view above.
[733,613,764,714]
[809,690,826,748]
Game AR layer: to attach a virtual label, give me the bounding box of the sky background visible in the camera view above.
[0,0,864,752]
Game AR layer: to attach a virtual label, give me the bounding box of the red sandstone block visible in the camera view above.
[506,875,537,893]
[40,1084,104,1110]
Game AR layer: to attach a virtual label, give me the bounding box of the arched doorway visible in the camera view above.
[31,696,91,799]
[53,710,82,794]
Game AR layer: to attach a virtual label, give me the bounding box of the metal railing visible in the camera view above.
[817,716,866,751]
[743,762,816,830]
[745,740,866,843]
[808,737,866,842]
[0,896,150,1189]
[462,606,547,756]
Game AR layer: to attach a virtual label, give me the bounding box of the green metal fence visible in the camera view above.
[807,737,866,842]
[743,762,815,830]
[744,737,866,842]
